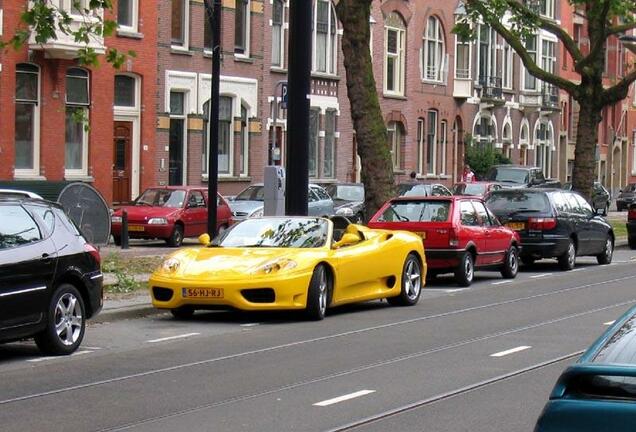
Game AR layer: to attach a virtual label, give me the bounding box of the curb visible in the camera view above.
[92,304,165,324]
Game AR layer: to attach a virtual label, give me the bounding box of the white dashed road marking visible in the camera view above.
[314,390,376,407]
[147,333,200,343]
[492,280,513,285]
[490,346,532,358]
[27,350,93,363]
[530,274,552,279]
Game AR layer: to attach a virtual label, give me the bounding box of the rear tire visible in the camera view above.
[558,239,576,271]
[630,238,636,250]
[596,235,614,265]
[171,306,195,320]
[305,265,330,320]
[34,284,86,355]
[112,235,121,246]
[500,246,519,279]
[166,224,184,247]
[388,253,422,306]
[454,252,474,287]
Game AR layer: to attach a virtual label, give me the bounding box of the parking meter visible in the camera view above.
[264,166,286,216]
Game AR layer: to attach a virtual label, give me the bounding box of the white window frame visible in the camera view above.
[235,0,251,58]
[64,68,90,178]
[171,0,190,50]
[169,90,189,184]
[14,64,41,178]
[384,14,406,96]
[422,16,445,83]
[502,41,513,89]
[540,0,555,19]
[387,121,401,170]
[439,120,447,175]
[426,110,438,175]
[312,0,338,75]
[416,118,425,175]
[117,0,139,33]
[113,73,140,113]
[522,34,538,91]
[271,0,287,68]
[454,32,472,80]
[632,131,636,174]
[476,24,496,84]
[239,103,250,176]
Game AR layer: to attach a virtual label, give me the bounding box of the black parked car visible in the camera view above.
[616,183,636,211]
[484,165,561,189]
[485,189,614,270]
[397,183,452,197]
[562,181,610,215]
[628,203,636,249]
[0,197,103,355]
[324,183,366,223]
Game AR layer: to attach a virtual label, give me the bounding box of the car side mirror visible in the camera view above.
[333,233,361,249]
[198,233,211,245]
[594,207,604,216]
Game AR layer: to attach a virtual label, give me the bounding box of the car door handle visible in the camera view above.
[41,253,53,263]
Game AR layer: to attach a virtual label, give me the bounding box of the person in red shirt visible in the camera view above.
[462,164,476,182]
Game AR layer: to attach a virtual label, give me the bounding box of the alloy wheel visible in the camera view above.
[54,293,83,346]
[318,269,328,315]
[404,259,421,300]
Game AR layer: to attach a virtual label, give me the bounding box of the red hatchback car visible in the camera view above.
[368,196,520,286]
[111,187,233,247]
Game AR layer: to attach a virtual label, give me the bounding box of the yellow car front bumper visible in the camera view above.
[149,271,314,311]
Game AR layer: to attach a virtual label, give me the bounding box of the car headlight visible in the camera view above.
[111,216,122,223]
[249,208,264,218]
[251,259,297,274]
[161,258,181,273]
[336,207,354,217]
[148,217,168,225]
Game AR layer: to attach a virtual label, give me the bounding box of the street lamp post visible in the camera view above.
[204,0,221,236]
[285,0,312,216]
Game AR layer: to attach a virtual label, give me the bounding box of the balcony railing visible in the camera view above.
[541,84,559,110]
[28,1,105,60]
[477,76,503,102]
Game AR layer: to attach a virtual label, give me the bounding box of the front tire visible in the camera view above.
[629,237,636,250]
[558,239,576,271]
[112,235,122,246]
[34,284,86,355]
[171,306,195,320]
[388,253,422,306]
[597,235,614,265]
[305,265,330,320]
[501,246,519,279]
[455,252,474,287]
[166,224,184,247]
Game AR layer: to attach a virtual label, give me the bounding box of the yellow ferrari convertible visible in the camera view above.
[149,217,427,320]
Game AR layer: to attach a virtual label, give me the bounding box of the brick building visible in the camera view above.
[0,1,158,204]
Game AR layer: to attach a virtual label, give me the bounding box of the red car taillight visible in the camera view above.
[84,243,101,266]
[528,217,557,231]
[628,208,636,221]
[449,228,459,247]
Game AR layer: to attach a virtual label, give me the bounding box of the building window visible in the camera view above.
[235,0,250,55]
[384,12,406,95]
[426,111,437,175]
[439,120,447,175]
[535,121,552,176]
[323,109,336,178]
[416,118,425,174]
[313,0,337,74]
[218,96,233,174]
[502,42,513,89]
[455,33,471,79]
[65,68,90,176]
[15,64,40,175]
[523,35,538,91]
[202,97,237,177]
[540,0,555,18]
[171,0,188,48]
[169,91,186,185]
[239,104,249,176]
[474,115,495,148]
[387,121,402,170]
[117,0,138,32]
[272,0,285,67]
[541,39,556,74]
[477,24,496,84]
[204,9,212,51]
[422,16,445,82]
[69,0,87,15]
[309,108,320,177]
[114,75,136,108]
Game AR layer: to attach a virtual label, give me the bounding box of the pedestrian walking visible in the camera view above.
[462,164,475,183]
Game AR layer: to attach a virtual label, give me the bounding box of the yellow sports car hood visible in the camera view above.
[156,246,317,280]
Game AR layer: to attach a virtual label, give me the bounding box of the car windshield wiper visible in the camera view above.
[499,180,523,184]
[136,202,152,206]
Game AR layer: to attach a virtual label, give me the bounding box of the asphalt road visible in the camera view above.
[1,248,636,432]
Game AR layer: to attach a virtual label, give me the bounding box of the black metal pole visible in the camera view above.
[204,0,220,236]
[285,0,311,216]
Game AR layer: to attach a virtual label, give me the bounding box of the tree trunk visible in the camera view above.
[336,0,395,219]
[571,100,602,201]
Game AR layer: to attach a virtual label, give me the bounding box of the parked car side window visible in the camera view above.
[472,201,493,227]
[188,191,205,208]
[52,207,81,236]
[432,185,451,196]
[574,194,594,217]
[535,169,545,182]
[551,192,570,215]
[564,192,582,215]
[26,204,55,236]
[308,189,319,202]
[460,201,479,226]
[485,207,501,226]
[313,187,331,201]
[0,205,42,250]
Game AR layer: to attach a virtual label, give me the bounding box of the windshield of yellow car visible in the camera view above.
[215,218,329,248]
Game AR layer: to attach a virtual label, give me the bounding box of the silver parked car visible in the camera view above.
[229,184,334,221]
